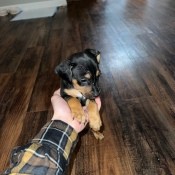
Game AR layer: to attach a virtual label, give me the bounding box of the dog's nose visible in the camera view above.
[93,86,101,97]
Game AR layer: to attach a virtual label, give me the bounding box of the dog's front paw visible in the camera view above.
[88,100,102,131]
[67,98,85,123]
[71,107,85,123]
[92,131,104,140]
[89,114,102,131]
[88,100,103,139]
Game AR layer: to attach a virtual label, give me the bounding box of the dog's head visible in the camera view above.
[55,49,101,99]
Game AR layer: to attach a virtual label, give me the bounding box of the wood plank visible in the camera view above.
[0,47,44,170]
[27,29,63,112]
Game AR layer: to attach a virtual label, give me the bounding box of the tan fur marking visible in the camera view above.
[84,72,91,79]
[87,100,104,139]
[87,100,102,132]
[97,54,100,63]
[96,70,100,76]
[64,89,82,98]
[72,79,92,95]
[67,98,85,123]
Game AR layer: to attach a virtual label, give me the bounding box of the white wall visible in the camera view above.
[0,0,55,6]
[0,0,51,6]
[0,0,67,10]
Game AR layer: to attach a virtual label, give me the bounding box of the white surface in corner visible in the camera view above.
[11,7,57,21]
[0,0,54,6]
[0,0,66,11]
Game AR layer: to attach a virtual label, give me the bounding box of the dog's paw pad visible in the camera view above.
[72,110,85,123]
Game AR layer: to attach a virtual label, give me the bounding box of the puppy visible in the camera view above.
[55,49,104,140]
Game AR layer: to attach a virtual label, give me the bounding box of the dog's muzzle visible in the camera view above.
[92,85,101,97]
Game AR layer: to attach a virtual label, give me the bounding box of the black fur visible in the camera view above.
[55,49,101,105]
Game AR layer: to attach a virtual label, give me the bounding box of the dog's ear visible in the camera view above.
[84,49,101,64]
[55,60,74,82]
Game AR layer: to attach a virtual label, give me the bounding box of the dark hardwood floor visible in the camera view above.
[0,0,175,174]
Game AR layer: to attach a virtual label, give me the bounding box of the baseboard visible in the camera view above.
[0,0,67,11]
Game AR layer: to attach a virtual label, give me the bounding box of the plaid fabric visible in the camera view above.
[4,120,78,175]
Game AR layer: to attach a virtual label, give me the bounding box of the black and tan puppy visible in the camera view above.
[55,49,104,139]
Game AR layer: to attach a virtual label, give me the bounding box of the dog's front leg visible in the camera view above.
[87,100,104,140]
[67,97,86,123]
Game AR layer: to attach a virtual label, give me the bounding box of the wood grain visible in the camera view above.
[0,0,175,174]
